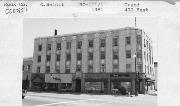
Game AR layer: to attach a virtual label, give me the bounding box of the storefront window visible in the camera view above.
[85,82,104,93]
[61,83,72,89]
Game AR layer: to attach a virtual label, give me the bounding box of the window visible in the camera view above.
[137,36,142,44]
[27,65,31,70]
[113,37,118,46]
[100,51,105,59]
[146,40,148,49]
[57,43,61,50]
[38,44,42,51]
[65,68,70,73]
[113,52,118,59]
[56,66,60,73]
[126,64,131,72]
[88,65,93,73]
[126,50,131,58]
[66,41,71,49]
[137,52,142,58]
[101,64,105,72]
[56,69,60,73]
[66,54,71,60]
[37,55,41,62]
[138,64,142,72]
[144,39,146,47]
[46,66,50,73]
[46,55,51,61]
[100,38,105,47]
[126,36,131,45]
[76,65,81,72]
[37,67,40,73]
[47,44,51,51]
[56,54,60,61]
[77,53,82,60]
[89,40,93,48]
[77,41,82,49]
[88,52,93,60]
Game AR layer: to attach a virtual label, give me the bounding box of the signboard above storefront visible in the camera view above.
[45,74,72,83]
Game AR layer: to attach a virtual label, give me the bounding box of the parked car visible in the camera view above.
[22,89,27,99]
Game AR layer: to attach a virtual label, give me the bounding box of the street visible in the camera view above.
[23,92,157,106]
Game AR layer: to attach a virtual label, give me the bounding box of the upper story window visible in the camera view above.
[144,39,146,47]
[113,37,118,46]
[89,40,93,48]
[125,36,131,45]
[126,64,131,72]
[66,41,71,49]
[77,41,82,49]
[126,50,131,58]
[137,36,142,44]
[46,66,50,73]
[46,55,51,61]
[77,53,82,60]
[65,68,70,73]
[27,65,31,70]
[113,52,119,59]
[38,44,42,51]
[146,40,148,49]
[37,55,41,62]
[100,51,105,59]
[66,54,71,60]
[56,54,60,61]
[100,38,106,47]
[37,67,40,73]
[76,65,81,72]
[47,44,51,51]
[88,52,93,60]
[57,43,61,50]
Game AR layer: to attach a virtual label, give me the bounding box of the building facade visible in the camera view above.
[23,57,33,90]
[31,27,155,94]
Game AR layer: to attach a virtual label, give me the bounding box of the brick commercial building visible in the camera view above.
[30,27,155,94]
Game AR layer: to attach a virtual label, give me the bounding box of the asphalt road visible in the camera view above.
[23,92,157,106]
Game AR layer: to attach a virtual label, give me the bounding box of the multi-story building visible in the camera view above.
[23,57,33,90]
[31,27,154,94]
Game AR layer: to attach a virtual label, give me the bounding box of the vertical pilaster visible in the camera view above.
[119,32,126,72]
[50,38,56,73]
[94,33,100,73]
[71,36,77,73]
[60,37,66,73]
[82,35,88,73]
[106,32,112,73]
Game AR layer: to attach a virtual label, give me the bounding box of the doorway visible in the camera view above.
[75,79,81,92]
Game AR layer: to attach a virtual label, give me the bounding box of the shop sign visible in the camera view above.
[45,74,72,83]
[110,74,129,78]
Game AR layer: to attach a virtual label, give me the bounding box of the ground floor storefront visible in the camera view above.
[30,72,153,95]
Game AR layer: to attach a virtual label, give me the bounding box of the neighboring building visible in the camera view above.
[23,57,33,90]
[31,27,154,94]
[154,62,158,91]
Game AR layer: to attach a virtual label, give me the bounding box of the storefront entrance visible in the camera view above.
[75,79,81,92]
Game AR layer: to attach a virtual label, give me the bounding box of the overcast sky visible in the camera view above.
[23,17,158,61]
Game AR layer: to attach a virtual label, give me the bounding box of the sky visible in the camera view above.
[23,17,158,61]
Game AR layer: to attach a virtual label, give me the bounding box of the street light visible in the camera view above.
[133,54,138,96]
